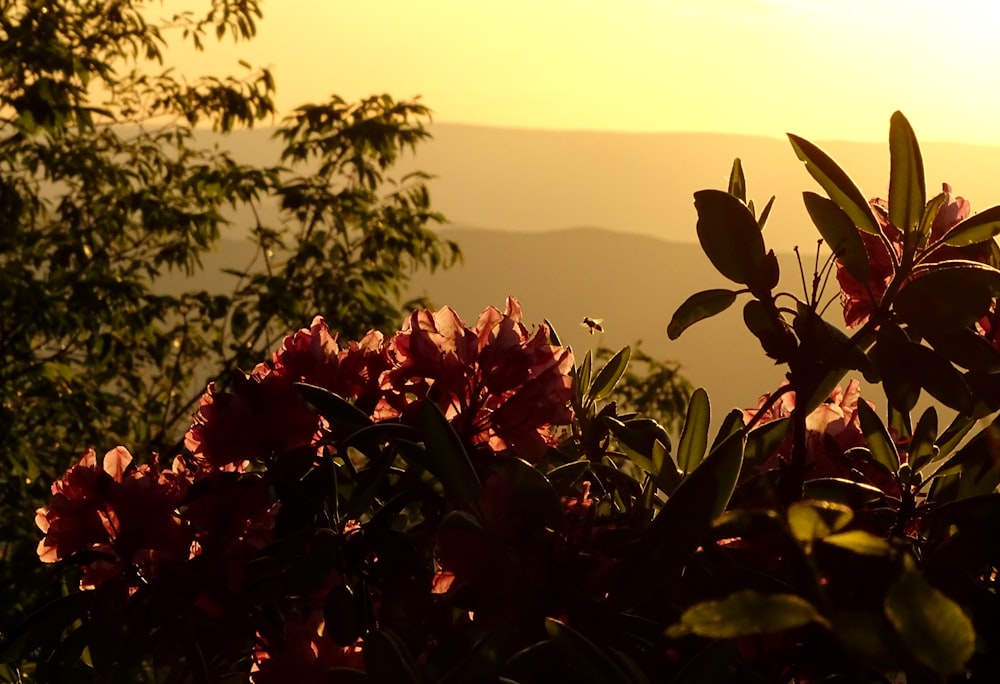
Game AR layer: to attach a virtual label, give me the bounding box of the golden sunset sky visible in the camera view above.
[160,0,1000,143]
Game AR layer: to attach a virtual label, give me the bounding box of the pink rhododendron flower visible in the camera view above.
[743,380,896,493]
[836,185,990,328]
[185,316,389,470]
[36,447,192,589]
[185,364,322,470]
[251,612,364,683]
[378,297,574,461]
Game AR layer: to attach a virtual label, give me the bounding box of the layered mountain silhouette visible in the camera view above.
[186,122,1000,425]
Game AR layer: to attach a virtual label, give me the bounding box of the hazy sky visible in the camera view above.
[159,0,1000,144]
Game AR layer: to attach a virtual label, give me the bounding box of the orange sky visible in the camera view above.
[157,0,1000,144]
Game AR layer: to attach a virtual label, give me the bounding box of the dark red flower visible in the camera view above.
[36,447,192,589]
[743,380,896,493]
[185,317,390,471]
[378,297,574,461]
[836,185,989,328]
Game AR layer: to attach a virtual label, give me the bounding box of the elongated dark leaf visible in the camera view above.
[896,260,1000,333]
[822,529,892,556]
[744,417,790,466]
[417,400,483,510]
[857,401,900,474]
[676,388,710,474]
[903,342,972,414]
[545,619,635,684]
[802,191,870,282]
[296,383,373,433]
[589,346,631,403]
[941,204,1000,246]
[612,430,744,607]
[711,408,745,452]
[916,191,948,248]
[667,289,738,340]
[575,350,593,406]
[757,195,776,230]
[694,189,769,291]
[744,300,796,362]
[908,407,938,472]
[925,328,1000,373]
[884,572,975,676]
[0,592,94,664]
[728,158,746,203]
[888,111,925,235]
[668,590,824,639]
[935,413,975,463]
[788,133,880,235]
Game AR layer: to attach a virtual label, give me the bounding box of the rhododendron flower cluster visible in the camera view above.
[837,184,992,328]
[35,447,192,589]
[742,380,897,492]
[377,298,574,460]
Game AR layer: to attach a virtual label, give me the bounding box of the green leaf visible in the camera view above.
[888,111,926,236]
[693,189,770,292]
[925,328,1000,373]
[612,430,744,606]
[711,408,745,452]
[493,457,565,532]
[575,350,593,406]
[802,191,870,282]
[545,619,635,684]
[856,401,900,474]
[0,592,94,664]
[916,191,948,248]
[788,133,881,236]
[935,413,975,463]
[884,571,975,676]
[418,400,483,510]
[727,158,746,203]
[589,346,631,403]
[743,300,796,363]
[676,388,710,474]
[668,590,824,639]
[744,417,790,466]
[895,260,1000,334]
[941,204,1000,246]
[822,530,892,556]
[787,500,853,543]
[667,289,738,340]
[908,407,939,472]
[297,383,373,434]
[757,195,776,230]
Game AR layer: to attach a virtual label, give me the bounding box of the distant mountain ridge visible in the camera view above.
[204,122,1000,252]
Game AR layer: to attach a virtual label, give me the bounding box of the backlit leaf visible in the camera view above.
[694,189,769,291]
[895,260,1000,333]
[822,530,892,556]
[884,572,975,676]
[728,158,746,203]
[667,289,738,340]
[941,204,1000,246]
[888,111,925,236]
[589,346,631,402]
[677,388,710,474]
[802,191,870,282]
[788,133,880,235]
[857,401,900,474]
[668,590,824,639]
[613,430,744,607]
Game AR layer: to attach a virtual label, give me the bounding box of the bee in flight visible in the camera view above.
[582,317,604,335]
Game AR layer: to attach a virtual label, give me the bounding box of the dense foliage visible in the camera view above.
[8,111,1000,683]
[0,0,457,630]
